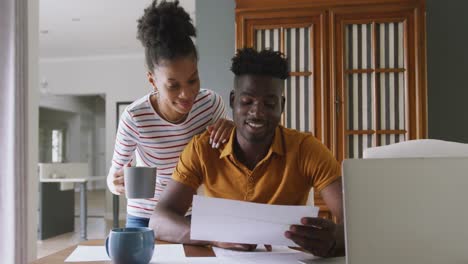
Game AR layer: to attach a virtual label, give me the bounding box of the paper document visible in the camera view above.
[191,195,319,246]
[65,244,185,262]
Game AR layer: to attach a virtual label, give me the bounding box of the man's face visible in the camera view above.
[231,74,284,143]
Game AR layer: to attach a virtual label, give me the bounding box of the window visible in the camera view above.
[51,129,64,163]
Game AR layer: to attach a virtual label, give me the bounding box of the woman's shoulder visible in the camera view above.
[198,89,223,99]
[125,94,151,111]
[121,94,153,119]
[193,89,222,106]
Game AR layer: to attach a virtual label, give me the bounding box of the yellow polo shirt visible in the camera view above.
[172,126,341,205]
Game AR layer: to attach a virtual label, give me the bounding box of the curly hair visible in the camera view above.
[230,48,289,80]
[137,0,197,72]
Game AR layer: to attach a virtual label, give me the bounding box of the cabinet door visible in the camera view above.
[333,8,426,161]
[238,14,329,144]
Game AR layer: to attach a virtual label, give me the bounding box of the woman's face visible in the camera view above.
[148,56,200,116]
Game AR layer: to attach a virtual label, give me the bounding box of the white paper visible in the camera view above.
[151,244,186,261]
[65,246,110,262]
[191,195,319,246]
[152,257,224,264]
[65,244,185,262]
[64,245,328,264]
[213,246,300,257]
[221,252,318,264]
[154,253,321,264]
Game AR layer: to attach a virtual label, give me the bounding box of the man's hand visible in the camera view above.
[285,217,344,257]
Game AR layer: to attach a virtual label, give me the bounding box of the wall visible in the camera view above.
[426,0,468,143]
[196,0,235,117]
[40,93,88,112]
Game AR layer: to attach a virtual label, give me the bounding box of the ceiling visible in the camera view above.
[39,0,196,59]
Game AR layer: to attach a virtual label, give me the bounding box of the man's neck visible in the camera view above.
[233,133,274,171]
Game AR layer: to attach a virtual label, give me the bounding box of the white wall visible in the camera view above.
[40,93,87,112]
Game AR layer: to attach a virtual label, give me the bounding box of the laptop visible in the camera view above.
[342,158,468,264]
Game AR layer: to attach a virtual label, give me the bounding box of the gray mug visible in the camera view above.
[105,227,155,264]
[124,166,156,199]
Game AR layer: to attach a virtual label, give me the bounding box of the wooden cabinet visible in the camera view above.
[235,0,427,218]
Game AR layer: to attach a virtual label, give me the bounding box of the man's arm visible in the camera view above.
[286,179,345,257]
[150,180,260,250]
[320,179,343,224]
[149,180,206,244]
[319,179,345,256]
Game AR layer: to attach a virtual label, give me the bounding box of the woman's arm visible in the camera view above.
[107,109,138,195]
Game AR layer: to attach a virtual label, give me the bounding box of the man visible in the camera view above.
[150,48,345,257]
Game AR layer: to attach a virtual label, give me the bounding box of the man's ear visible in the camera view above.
[281,96,286,114]
[229,90,235,109]
[147,71,157,90]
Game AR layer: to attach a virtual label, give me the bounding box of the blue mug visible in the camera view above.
[105,227,155,264]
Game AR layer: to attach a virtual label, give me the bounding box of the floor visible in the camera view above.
[36,189,124,259]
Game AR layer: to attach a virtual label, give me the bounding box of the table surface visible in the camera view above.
[40,178,88,183]
[31,239,216,264]
[40,176,106,183]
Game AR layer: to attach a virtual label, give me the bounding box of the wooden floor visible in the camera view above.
[36,190,125,259]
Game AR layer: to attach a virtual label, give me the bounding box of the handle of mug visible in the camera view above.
[105,236,110,257]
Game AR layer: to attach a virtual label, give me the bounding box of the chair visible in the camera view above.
[363,139,468,159]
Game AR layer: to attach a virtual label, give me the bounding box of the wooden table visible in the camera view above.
[31,239,215,264]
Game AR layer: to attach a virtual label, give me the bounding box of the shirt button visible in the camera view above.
[248,177,254,182]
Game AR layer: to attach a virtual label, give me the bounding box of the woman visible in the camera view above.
[107,0,232,228]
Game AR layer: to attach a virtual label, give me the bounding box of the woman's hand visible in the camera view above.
[207,119,234,148]
[112,168,125,195]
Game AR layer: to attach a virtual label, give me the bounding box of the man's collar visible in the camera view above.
[219,126,284,159]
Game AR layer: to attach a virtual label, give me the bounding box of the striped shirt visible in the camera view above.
[107,89,226,218]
